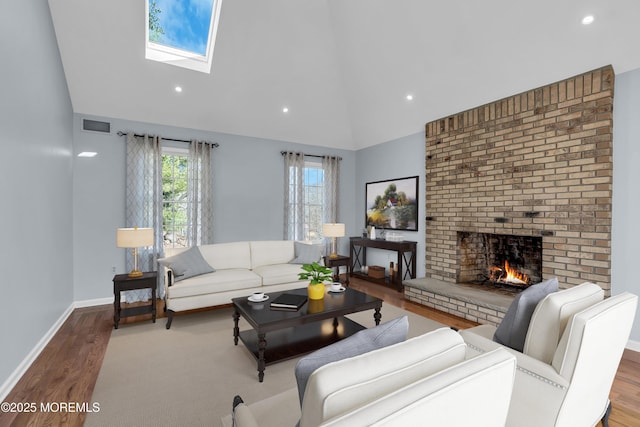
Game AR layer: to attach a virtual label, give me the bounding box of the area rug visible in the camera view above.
[85,303,446,427]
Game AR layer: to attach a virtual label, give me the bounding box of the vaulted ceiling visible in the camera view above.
[48,0,640,150]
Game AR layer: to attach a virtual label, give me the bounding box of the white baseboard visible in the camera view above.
[74,296,113,308]
[0,302,75,402]
[0,297,114,402]
[627,339,640,352]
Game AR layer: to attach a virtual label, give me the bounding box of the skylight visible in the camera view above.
[145,0,223,73]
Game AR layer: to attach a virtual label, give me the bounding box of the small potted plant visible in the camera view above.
[298,262,334,300]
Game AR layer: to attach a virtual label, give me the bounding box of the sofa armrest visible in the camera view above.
[460,328,569,390]
[157,263,174,303]
[166,268,174,287]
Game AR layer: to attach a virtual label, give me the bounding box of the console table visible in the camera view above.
[349,237,417,292]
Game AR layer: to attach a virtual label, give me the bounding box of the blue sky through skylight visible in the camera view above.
[150,0,214,56]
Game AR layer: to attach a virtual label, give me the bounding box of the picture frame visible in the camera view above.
[365,176,418,231]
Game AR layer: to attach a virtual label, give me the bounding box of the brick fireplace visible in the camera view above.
[405,66,613,325]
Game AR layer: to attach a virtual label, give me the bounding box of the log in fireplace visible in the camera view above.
[457,232,542,289]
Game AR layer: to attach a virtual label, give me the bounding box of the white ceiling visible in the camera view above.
[48,0,640,150]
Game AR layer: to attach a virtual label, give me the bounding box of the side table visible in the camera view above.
[113,271,157,329]
[323,255,351,286]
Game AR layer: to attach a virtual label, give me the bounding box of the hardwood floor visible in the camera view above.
[1,277,638,426]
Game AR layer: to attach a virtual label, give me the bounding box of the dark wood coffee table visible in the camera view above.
[232,287,382,382]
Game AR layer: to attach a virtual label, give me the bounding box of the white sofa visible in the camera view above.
[227,327,517,427]
[159,240,321,329]
[460,283,638,427]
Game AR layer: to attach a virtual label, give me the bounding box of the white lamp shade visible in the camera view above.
[323,223,345,238]
[116,227,154,248]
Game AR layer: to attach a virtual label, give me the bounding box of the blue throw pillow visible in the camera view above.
[158,247,215,282]
[493,277,558,351]
[294,316,408,406]
[289,242,323,264]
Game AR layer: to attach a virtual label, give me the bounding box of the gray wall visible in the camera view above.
[612,68,640,343]
[354,132,426,278]
[0,0,74,389]
[72,115,356,301]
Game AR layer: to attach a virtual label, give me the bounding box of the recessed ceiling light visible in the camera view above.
[77,152,98,158]
[175,86,183,93]
[282,107,289,113]
[582,15,594,25]
[406,94,414,101]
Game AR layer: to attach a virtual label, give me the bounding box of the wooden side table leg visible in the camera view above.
[374,307,382,326]
[345,259,350,286]
[114,291,120,329]
[257,332,267,383]
[151,286,157,323]
[233,309,240,345]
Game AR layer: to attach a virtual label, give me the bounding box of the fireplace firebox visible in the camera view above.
[457,232,542,289]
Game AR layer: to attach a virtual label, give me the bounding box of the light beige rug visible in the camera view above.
[85,302,446,427]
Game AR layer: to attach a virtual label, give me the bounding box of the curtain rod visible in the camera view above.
[117,131,219,147]
[280,151,342,161]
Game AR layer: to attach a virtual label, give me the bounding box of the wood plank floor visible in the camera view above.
[1,277,638,426]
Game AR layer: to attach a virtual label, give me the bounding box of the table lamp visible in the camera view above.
[117,227,154,277]
[323,223,345,259]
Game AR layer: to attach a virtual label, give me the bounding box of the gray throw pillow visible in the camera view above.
[493,277,558,352]
[158,247,215,282]
[294,316,408,406]
[289,242,323,264]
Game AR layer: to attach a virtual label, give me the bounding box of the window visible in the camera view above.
[146,0,223,73]
[303,162,324,241]
[284,153,339,243]
[162,149,188,249]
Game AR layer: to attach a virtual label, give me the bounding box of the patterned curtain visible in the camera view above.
[322,155,341,254]
[187,140,214,246]
[125,133,164,301]
[283,152,305,240]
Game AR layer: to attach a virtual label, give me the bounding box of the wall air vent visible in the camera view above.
[82,119,111,133]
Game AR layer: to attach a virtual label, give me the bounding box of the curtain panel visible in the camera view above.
[322,155,340,254]
[187,140,215,246]
[125,133,164,301]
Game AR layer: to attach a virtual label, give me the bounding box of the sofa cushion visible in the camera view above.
[250,241,296,269]
[493,277,558,352]
[299,327,466,427]
[198,242,252,270]
[158,246,215,282]
[290,242,323,264]
[253,264,305,286]
[295,316,408,406]
[166,269,261,299]
[523,282,604,364]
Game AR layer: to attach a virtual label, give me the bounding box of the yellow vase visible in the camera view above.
[308,283,325,300]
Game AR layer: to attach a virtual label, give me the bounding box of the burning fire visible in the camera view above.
[490,261,530,286]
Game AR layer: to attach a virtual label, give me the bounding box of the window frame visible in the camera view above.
[145,0,223,74]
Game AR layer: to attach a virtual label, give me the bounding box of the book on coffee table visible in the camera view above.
[270,293,308,310]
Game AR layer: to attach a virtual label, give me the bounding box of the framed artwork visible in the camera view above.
[365,176,418,231]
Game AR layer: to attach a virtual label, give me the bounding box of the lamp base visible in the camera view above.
[328,253,339,259]
[128,269,143,278]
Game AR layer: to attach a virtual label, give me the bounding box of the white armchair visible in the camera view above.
[230,328,517,427]
[460,283,638,427]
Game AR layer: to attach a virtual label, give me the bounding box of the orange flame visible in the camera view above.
[503,260,529,285]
